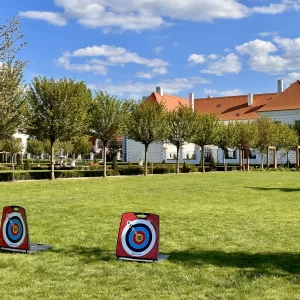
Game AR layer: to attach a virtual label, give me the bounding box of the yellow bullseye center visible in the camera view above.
[12,224,18,234]
[135,233,143,242]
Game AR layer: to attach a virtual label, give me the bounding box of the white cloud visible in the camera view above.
[236,36,300,74]
[201,53,242,76]
[19,11,67,26]
[88,76,210,99]
[204,88,243,96]
[188,54,207,65]
[283,72,300,85]
[172,42,178,47]
[153,46,164,56]
[251,3,286,14]
[19,0,296,31]
[236,39,277,55]
[188,53,220,66]
[273,36,300,59]
[136,67,168,79]
[258,31,279,37]
[57,44,168,74]
[207,54,219,60]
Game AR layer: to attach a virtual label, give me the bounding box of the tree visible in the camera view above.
[234,121,258,171]
[217,122,236,171]
[90,91,132,178]
[26,139,45,162]
[128,100,169,176]
[26,77,92,180]
[59,140,74,159]
[108,139,121,161]
[167,104,198,173]
[0,17,27,141]
[73,136,92,160]
[192,113,221,173]
[2,137,23,181]
[276,123,298,168]
[254,116,277,169]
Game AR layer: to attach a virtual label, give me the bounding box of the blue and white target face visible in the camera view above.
[121,219,156,257]
[2,212,26,247]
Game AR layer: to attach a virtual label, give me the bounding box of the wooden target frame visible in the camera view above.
[296,146,300,170]
[266,146,277,169]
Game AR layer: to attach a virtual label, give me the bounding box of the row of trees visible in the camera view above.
[1,17,299,180]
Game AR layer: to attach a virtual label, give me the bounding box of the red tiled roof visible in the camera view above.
[147,92,189,110]
[259,80,300,112]
[194,93,277,121]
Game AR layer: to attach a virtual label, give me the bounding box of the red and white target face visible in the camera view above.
[121,219,156,257]
[116,212,159,260]
[3,212,26,247]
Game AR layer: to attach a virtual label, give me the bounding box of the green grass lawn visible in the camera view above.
[0,172,299,300]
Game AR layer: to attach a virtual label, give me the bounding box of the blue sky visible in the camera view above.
[1,0,300,100]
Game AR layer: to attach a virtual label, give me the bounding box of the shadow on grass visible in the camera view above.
[246,186,300,192]
[52,246,115,263]
[170,250,300,277]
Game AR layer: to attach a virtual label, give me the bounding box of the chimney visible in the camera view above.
[189,92,194,111]
[248,93,253,106]
[277,79,283,94]
[156,86,163,96]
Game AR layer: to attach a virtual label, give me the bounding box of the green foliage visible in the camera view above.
[59,140,74,158]
[193,113,221,172]
[0,17,27,140]
[168,104,198,173]
[234,120,258,150]
[43,140,60,155]
[26,77,92,179]
[73,135,92,157]
[2,137,22,154]
[89,91,132,177]
[26,139,44,156]
[23,159,30,170]
[128,101,169,175]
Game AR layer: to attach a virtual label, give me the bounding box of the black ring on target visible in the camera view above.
[125,224,152,253]
[5,216,24,244]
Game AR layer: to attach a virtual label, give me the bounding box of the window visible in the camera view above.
[224,148,237,159]
[243,149,256,159]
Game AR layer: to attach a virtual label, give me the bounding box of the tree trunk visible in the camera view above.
[222,149,226,171]
[176,145,180,174]
[51,141,55,180]
[261,153,264,170]
[103,142,107,178]
[12,154,15,182]
[246,148,249,171]
[287,150,289,168]
[201,146,205,173]
[144,144,149,176]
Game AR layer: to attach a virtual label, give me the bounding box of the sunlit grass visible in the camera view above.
[0,172,299,299]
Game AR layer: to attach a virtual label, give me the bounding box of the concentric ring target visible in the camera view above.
[121,219,156,257]
[2,212,26,247]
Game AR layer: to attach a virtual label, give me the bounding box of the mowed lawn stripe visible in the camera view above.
[0,172,299,300]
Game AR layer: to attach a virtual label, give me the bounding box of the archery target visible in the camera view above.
[0,206,29,251]
[2,211,26,247]
[116,212,160,261]
[121,219,156,257]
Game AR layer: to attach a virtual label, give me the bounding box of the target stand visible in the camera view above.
[116,212,169,263]
[0,206,52,254]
